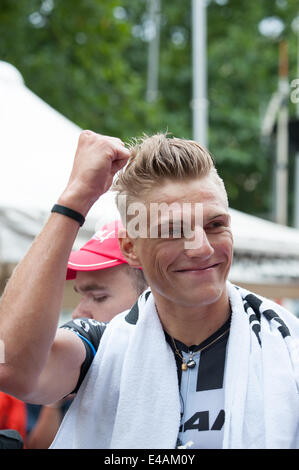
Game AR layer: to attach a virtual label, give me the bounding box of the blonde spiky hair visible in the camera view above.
[112,132,228,215]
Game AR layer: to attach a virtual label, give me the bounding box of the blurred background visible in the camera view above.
[0,0,299,316]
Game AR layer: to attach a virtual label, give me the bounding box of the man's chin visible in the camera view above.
[175,283,226,308]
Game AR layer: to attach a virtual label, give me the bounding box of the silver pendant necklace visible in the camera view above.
[171,326,230,371]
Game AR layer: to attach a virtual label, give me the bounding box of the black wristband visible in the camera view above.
[51,204,85,227]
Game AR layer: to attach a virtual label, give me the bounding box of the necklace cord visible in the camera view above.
[171,326,230,367]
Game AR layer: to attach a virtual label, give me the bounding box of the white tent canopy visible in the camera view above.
[0,60,116,259]
[229,208,299,291]
[0,61,81,211]
[230,208,299,257]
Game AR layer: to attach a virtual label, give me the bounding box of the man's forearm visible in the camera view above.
[0,131,130,399]
[0,213,79,396]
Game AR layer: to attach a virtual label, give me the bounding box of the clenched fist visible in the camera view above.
[58,131,130,216]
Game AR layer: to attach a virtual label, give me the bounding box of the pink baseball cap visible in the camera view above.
[66,220,128,280]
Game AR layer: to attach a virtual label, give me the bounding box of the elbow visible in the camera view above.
[0,363,38,401]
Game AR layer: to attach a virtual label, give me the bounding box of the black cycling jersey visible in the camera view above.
[61,318,107,393]
[60,314,230,448]
[61,316,230,390]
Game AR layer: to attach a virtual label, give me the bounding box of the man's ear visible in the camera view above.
[118,229,141,267]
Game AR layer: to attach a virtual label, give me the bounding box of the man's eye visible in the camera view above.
[93,296,108,303]
[207,221,225,230]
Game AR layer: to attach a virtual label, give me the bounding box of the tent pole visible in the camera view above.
[192,0,208,147]
[294,19,299,228]
[275,40,289,226]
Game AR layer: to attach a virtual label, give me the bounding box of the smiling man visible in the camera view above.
[0,131,298,449]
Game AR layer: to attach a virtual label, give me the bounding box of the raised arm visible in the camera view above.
[0,131,129,403]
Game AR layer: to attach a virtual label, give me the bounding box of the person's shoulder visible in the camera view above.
[123,289,152,326]
[230,282,299,330]
[60,317,108,338]
[244,286,299,333]
[266,298,299,331]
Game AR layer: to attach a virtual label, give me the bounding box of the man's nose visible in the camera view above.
[184,226,214,258]
[72,299,93,320]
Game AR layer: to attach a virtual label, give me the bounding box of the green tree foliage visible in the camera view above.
[207,0,299,220]
[0,0,158,137]
[0,0,298,220]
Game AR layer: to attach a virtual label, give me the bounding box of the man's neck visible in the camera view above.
[153,290,231,347]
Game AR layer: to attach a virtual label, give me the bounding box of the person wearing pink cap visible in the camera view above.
[66,220,147,322]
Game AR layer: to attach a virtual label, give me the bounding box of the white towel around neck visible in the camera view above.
[50,282,299,449]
